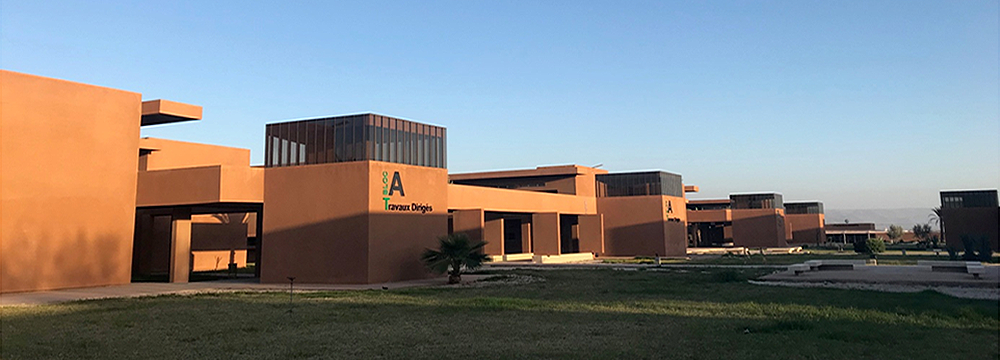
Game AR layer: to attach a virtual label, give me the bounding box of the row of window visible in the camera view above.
[785,202,824,214]
[941,191,998,209]
[595,171,683,197]
[265,114,447,169]
[731,194,784,210]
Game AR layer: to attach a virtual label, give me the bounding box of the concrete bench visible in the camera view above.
[917,260,986,279]
[804,259,867,271]
[789,263,810,275]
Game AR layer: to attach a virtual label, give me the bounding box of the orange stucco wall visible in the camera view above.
[598,195,687,257]
[483,218,505,255]
[136,165,263,207]
[139,137,250,171]
[262,162,371,284]
[532,213,561,255]
[448,184,596,215]
[1,70,141,293]
[731,209,788,248]
[786,214,825,245]
[452,209,485,243]
[687,208,731,223]
[365,161,448,283]
[578,214,605,254]
[263,161,447,284]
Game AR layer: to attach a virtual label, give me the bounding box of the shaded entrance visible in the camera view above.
[559,214,580,254]
[688,222,730,247]
[132,202,263,283]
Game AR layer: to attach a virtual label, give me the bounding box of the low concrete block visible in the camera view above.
[503,253,534,262]
[532,253,594,264]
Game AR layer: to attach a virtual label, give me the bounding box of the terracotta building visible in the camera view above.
[3,70,841,293]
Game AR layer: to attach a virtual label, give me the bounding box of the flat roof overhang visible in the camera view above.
[141,99,202,126]
[688,199,731,205]
[449,165,607,181]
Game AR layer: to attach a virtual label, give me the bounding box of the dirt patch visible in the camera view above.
[464,274,546,288]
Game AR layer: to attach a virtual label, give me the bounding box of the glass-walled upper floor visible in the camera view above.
[687,201,731,211]
[265,113,446,168]
[940,190,998,209]
[596,171,683,197]
[785,202,824,214]
[730,193,784,210]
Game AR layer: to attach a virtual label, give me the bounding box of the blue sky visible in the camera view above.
[3,1,997,209]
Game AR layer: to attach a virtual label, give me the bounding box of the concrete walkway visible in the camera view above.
[0,275,490,306]
[761,265,1000,288]
[484,261,787,270]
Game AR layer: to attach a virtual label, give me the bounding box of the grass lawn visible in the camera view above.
[2,269,997,360]
[604,251,1000,265]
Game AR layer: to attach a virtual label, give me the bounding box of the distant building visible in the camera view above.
[687,193,796,248]
[729,193,789,248]
[824,223,880,244]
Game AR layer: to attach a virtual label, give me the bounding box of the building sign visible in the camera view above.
[380,170,434,214]
[665,200,681,222]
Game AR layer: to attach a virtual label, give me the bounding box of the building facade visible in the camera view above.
[939,190,999,251]
[784,202,826,245]
[4,70,850,293]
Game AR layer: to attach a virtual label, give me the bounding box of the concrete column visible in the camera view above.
[532,213,561,255]
[254,207,263,278]
[521,222,532,253]
[579,214,604,255]
[169,209,192,283]
[452,209,485,242]
[483,218,505,256]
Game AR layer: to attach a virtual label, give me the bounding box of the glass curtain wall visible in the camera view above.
[940,190,999,209]
[785,202,824,214]
[265,114,447,169]
[730,194,785,210]
[595,171,683,197]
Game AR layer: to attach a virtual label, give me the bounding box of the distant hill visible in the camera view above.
[823,208,937,231]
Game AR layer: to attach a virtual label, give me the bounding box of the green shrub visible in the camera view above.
[866,237,886,254]
[853,237,885,254]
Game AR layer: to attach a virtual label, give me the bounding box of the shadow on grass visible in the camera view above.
[2,269,998,360]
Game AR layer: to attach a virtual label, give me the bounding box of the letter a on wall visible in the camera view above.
[388,171,405,196]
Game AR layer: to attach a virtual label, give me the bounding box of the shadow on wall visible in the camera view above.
[605,220,687,257]
[790,228,825,245]
[261,212,447,285]
[1,226,130,293]
[733,214,788,248]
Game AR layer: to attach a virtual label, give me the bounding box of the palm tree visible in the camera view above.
[929,207,945,243]
[422,233,490,284]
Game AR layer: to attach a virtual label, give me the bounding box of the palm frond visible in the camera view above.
[421,233,490,274]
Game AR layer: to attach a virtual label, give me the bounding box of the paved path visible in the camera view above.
[0,275,490,306]
[484,261,787,270]
[761,265,1000,288]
